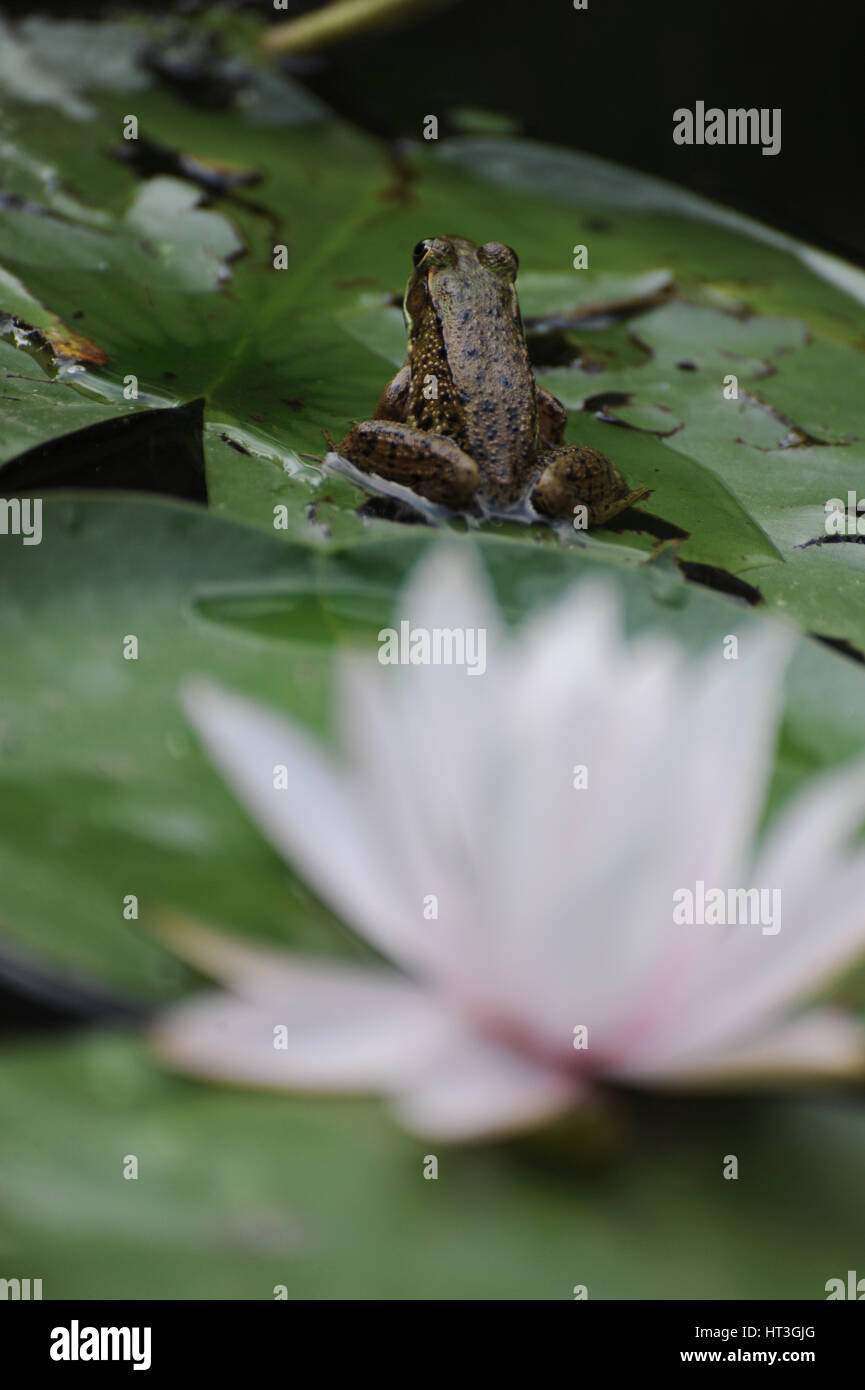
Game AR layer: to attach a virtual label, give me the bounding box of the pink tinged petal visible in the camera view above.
[757,753,865,887]
[614,1008,865,1086]
[655,758,865,1060]
[484,608,690,1038]
[150,949,456,1092]
[673,861,865,1059]
[476,598,787,1051]
[470,583,673,1031]
[597,629,791,1039]
[182,680,436,977]
[391,1036,582,1140]
[603,631,789,1046]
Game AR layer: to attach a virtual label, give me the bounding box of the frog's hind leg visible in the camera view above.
[337,421,479,507]
[531,443,648,526]
[536,386,569,444]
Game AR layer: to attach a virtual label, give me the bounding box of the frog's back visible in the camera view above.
[433,257,540,504]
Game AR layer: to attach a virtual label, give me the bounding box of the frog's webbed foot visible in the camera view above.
[531,444,649,526]
[337,421,479,507]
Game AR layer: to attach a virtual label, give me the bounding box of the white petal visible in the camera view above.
[397,542,503,645]
[758,754,865,884]
[183,680,437,977]
[151,916,399,1004]
[151,946,455,1091]
[669,624,792,888]
[391,1035,581,1140]
[335,544,512,993]
[616,1008,865,1085]
[650,757,865,1060]
[478,595,792,1052]
[350,543,505,874]
[150,921,580,1134]
[336,655,483,970]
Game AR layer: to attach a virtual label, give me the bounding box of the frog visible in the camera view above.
[335,235,647,525]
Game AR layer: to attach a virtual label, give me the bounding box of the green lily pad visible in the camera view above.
[2,11,865,1310]
[1,12,865,1006]
[1,494,865,1001]
[0,1032,863,1299]
[0,12,863,641]
[542,297,865,649]
[0,494,360,998]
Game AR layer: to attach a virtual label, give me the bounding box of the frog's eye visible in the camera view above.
[478,242,519,277]
[413,238,455,268]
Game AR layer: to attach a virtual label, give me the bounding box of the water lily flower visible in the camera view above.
[152,546,865,1139]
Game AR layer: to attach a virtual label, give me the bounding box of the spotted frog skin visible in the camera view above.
[337,235,646,524]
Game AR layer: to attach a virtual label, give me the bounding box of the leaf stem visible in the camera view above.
[261,0,451,55]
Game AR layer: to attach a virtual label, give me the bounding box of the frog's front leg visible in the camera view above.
[338,421,479,506]
[373,364,411,421]
[536,385,569,444]
[531,443,648,526]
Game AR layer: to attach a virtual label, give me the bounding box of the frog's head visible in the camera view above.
[404,235,521,334]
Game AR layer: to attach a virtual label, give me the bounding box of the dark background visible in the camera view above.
[1,0,861,1033]
[4,0,863,264]
[307,0,863,267]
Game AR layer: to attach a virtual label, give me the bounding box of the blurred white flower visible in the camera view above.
[153,547,865,1139]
